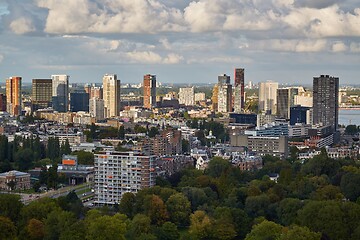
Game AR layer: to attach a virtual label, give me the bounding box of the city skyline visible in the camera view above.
[1,1,360,84]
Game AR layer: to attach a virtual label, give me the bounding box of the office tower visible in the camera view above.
[70,91,89,112]
[277,88,298,119]
[6,76,22,116]
[94,151,156,205]
[89,97,105,121]
[103,74,121,118]
[290,105,310,125]
[313,75,339,131]
[143,74,156,109]
[32,79,52,111]
[51,75,69,112]
[0,94,7,111]
[179,87,195,106]
[217,74,232,113]
[259,81,278,114]
[234,68,245,113]
[294,91,313,107]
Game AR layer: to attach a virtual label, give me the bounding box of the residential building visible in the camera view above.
[194,92,206,102]
[94,151,156,205]
[179,87,195,106]
[217,74,232,113]
[103,74,121,118]
[234,68,245,113]
[294,91,313,107]
[84,84,103,99]
[6,76,22,116]
[32,79,52,111]
[0,170,30,191]
[313,75,339,132]
[212,84,219,111]
[70,91,89,112]
[259,81,278,114]
[51,75,69,112]
[89,97,105,121]
[231,134,288,158]
[143,74,156,109]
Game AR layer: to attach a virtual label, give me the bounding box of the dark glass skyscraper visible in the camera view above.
[70,91,89,112]
[313,75,339,132]
[234,68,245,112]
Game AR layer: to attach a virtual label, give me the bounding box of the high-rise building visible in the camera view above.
[32,79,52,111]
[70,91,89,112]
[259,81,278,114]
[212,84,219,111]
[6,76,22,116]
[143,74,156,109]
[94,151,156,205]
[179,87,195,106]
[89,97,105,121]
[313,75,339,132]
[194,92,206,102]
[85,84,103,99]
[103,74,120,118]
[0,94,6,111]
[51,75,69,112]
[276,88,298,119]
[290,105,310,125]
[234,68,245,113]
[217,74,232,113]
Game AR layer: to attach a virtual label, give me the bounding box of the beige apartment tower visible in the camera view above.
[32,79,52,111]
[103,74,121,118]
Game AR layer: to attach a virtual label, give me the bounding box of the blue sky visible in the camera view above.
[0,0,360,85]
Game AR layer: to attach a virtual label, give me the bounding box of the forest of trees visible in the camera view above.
[1,150,360,239]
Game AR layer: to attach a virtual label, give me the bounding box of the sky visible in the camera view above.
[0,0,360,85]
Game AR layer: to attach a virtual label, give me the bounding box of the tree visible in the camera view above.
[166,193,191,227]
[86,213,127,240]
[189,210,212,239]
[280,225,321,240]
[47,137,60,161]
[60,139,71,156]
[148,127,159,138]
[0,216,17,240]
[0,194,23,223]
[340,172,360,201]
[245,194,270,218]
[73,151,94,165]
[118,125,125,139]
[206,157,231,178]
[126,214,151,239]
[119,192,136,218]
[47,163,58,189]
[27,218,45,240]
[144,195,169,225]
[345,125,358,135]
[156,222,180,240]
[182,139,190,154]
[44,210,77,240]
[276,198,303,226]
[245,220,282,240]
[15,148,34,171]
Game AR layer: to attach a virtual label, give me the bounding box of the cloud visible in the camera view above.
[332,42,348,52]
[294,0,338,9]
[126,51,162,64]
[9,17,36,34]
[350,42,360,52]
[36,0,185,34]
[0,54,3,63]
[163,53,183,64]
[250,39,328,52]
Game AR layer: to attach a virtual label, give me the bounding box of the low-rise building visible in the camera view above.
[0,170,30,191]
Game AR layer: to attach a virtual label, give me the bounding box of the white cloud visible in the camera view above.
[126,51,162,64]
[332,42,348,52]
[163,53,183,64]
[0,54,3,63]
[9,17,36,34]
[250,39,327,52]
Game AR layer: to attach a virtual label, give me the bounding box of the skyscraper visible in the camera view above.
[259,81,278,114]
[276,88,298,119]
[234,68,245,113]
[51,75,69,112]
[89,97,105,121]
[143,74,156,109]
[70,91,89,112]
[32,79,52,111]
[103,74,121,118]
[217,74,232,113]
[313,75,339,132]
[6,76,22,116]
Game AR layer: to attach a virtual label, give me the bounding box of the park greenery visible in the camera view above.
[1,149,360,239]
